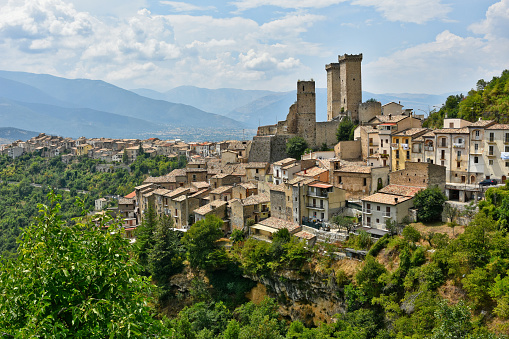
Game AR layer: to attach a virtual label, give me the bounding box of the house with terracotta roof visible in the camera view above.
[232,182,258,200]
[249,217,301,242]
[272,158,297,185]
[329,159,389,200]
[245,162,270,182]
[230,193,270,230]
[194,200,229,231]
[209,185,233,202]
[300,182,346,225]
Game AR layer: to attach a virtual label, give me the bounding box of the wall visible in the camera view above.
[334,140,361,159]
[270,190,287,220]
[315,121,340,147]
[248,135,291,163]
[389,162,446,192]
[358,101,381,124]
[338,54,363,121]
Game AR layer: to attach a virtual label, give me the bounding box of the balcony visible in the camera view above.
[391,143,398,148]
[307,204,325,210]
[453,143,465,148]
[472,135,482,140]
[369,142,379,147]
[424,146,434,151]
[488,152,496,157]
[307,190,328,198]
[363,209,372,214]
[488,138,496,144]
[383,212,391,218]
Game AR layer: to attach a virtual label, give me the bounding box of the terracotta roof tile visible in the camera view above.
[194,200,227,216]
[378,184,423,197]
[361,192,413,205]
[294,231,316,240]
[258,217,301,233]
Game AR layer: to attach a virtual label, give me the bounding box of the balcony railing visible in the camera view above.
[472,135,482,140]
[424,146,434,151]
[307,204,325,210]
[307,191,327,198]
[453,143,465,148]
[383,212,391,218]
[363,209,372,214]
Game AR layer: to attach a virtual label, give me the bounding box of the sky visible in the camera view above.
[0,0,508,94]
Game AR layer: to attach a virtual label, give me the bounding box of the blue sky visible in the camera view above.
[0,0,507,94]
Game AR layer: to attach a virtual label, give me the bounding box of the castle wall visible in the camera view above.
[287,103,298,134]
[316,121,340,147]
[249,135,291,163]
[359,101,381,124]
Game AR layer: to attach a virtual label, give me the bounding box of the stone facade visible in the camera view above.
[389,161,446,192]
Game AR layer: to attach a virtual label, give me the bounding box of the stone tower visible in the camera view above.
[296,80,316,147]
[326,53,363,122]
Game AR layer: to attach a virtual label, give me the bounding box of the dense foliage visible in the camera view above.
[0,153,186,254]
[424,69,509,128]
[336,116,356,142]
[0,192,167,337]
[286,136,308,159]
[413,186,447,222]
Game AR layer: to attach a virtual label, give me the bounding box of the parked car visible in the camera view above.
[479,179,498,186]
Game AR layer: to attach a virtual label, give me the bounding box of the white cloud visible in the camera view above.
[365,28,509,93]
[351,0,452,24]
[469,0,509,40]
[160,1,215,12]
[230,0,347,11]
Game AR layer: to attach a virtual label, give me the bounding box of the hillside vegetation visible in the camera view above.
[425,70,509,128]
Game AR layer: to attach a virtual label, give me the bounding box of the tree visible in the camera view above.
[0,192,166,337]
[336,117,356,142]
[431,300,472,339]
[136,203,157,273]
[148,214,185,286]
[402,225,421,244]
[332,215,355,234]
[413,186,447,223]
[182,214,224,270]
[122,148,128,164]
[286,136,308,159]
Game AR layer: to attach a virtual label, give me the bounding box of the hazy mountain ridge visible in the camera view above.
[0,127,39,145]
[0,71,245,139]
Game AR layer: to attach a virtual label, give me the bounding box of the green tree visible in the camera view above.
[148,214,185,286]
[136,203,157,273]
[431,300,472,339]
[122,148,128,164]
[332,215,355,234]
[413,186,447,222]
[402,225,421,244]
[336,117,356,142]
[0,192,166,337]
[286,136,308,159]
[182,214,224,270]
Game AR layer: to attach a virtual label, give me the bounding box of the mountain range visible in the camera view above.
[0,70,461,142]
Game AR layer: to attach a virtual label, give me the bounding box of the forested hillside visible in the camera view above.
[0,153,186,255]
[425,70,509,128]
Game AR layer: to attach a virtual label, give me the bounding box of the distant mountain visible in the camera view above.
[0,71,245,137]
[0,98,161,138]
[131,86,276,115]
[0,127,38,145]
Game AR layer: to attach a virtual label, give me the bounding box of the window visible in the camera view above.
[376,219,379,223]
[474,156,479,163]
[489,145,494,155]
[490,133,495,142]
[381,140,383,147]
[396,150,399,159]
[395,138,399,144]
[475,130,480,137]
[475,143,479,151]
[506,146,509,152]
[363,178,367,186]
[321,213,324,219]
[377,206,381,211]
[457,151,461,157]
[405,139,409,144]
[458,138,463,143]
[441,138,446,147]
[338,176,342,184]
[489,160,494,165]
[406,151,410,159]
[256,169,259,173]
[506,162,509,168]
[506,133,509,142]
[457,161,460,168]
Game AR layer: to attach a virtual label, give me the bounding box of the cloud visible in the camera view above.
[230,0,347,11]
[351,0,452,24]
[469,0,509,40]
[160,1,215,12]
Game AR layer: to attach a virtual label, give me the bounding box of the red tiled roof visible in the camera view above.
[124,191,136,199]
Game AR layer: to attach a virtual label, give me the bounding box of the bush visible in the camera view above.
[368,234,390,257]
[402,225,421,244]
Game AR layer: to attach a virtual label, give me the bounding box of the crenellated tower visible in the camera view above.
[326,53,363,122]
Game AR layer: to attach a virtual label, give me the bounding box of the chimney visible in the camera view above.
[394,197,398,203]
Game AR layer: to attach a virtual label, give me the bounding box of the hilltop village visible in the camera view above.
[2,53,507,243]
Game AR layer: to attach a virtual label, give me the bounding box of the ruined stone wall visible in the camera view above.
[316,120,340,147]
[286,103,298,134]
[358,101,381,124]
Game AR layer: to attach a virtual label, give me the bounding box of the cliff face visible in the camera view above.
[246,267,346,327]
